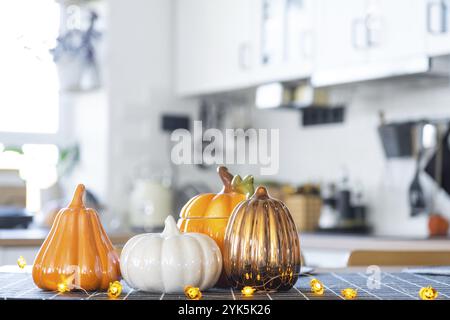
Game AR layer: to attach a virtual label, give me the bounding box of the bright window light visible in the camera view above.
[0,0,60,134]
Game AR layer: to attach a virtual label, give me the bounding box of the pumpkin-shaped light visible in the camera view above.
[120,216,222,293]
[32,184,121,291]
[224,186,301,291]
[419,286,438,300]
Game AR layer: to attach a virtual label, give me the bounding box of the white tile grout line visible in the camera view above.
[385,273,450,299]
[306,275,344,300]
[123,288,134,300]
[230,287,236,300]
[0,276,30,291]
[410,273,450,288]
[12,287,38,298]
[330,272,382,300]
[357,272,418,300]
[266,293,273,300]
[293,286,309,300]
[159,293,165,300]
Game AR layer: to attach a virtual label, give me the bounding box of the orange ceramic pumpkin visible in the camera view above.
[32,184,121,291]
[177,166,254,286]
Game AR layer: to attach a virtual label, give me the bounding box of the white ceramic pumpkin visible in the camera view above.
[120,215,222,293]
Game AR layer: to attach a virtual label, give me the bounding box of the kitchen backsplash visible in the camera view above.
[249,77,450,237]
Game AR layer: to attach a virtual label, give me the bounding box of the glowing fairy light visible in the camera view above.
[241,286,256,297]
[184,286,202,300]
[17,256,27,269]
[107,281,122,298]
[310,278,325,295]
[419,286,438,300]
[341,288,358,300]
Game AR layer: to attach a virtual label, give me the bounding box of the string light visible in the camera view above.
[419,286,438,300]
[17,256,26,269]
[341,288,358,300]
[108,281,122,299]
[57,282,70,293]
[310,278,325,295]
[184,286,202,300]
[241,286,256,297]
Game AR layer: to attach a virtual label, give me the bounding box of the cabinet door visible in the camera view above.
[425,0,450,56]
[312,0,370,86]
[368,0,425,61]
[312,0,428,87]
[175,0,254,96]
[251,0,314,83]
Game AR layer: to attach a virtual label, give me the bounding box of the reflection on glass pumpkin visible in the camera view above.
[177,166,254,286]
[32,184,121,291]
[223,186,301,291]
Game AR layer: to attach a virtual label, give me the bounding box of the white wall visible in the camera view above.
[105,0,215,227]
[250,77,450,237]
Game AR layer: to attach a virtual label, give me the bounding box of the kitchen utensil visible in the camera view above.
[0,206,33,229]
[378,121,415,158]
[425,123,450,196]
[129,177,172,232]
[409,123,427,216]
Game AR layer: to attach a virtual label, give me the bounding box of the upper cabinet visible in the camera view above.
[425,0,450,56]
[312,0,428,87]
[175,0,254,96]
[250,0,314,84]
[175,0,434,96]
[175,0,314,96]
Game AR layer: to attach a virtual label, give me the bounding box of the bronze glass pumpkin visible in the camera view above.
[223,186,301,291]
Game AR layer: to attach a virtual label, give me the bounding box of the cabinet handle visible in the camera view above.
[299,30,313,59]
[427,0,448,34]
[238,43,251,70]
[352,18,368,49]
[366,14,382,48]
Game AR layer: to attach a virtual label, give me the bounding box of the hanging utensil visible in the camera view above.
[409,122,427,216]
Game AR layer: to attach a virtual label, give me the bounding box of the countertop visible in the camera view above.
[1,228,450,250]
[300,233,450,251]
[0,228,135,247]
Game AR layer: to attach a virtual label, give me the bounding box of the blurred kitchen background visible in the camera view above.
[2,0,450,267]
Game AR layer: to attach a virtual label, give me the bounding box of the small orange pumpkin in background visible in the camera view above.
[177,166,254,286]
[428,214,449,237]
[32,184,121,291]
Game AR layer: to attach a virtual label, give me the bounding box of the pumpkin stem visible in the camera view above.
[162,216,180,237]
[69,184,85,208]
[218,166,233,193]
[253,186,270,199]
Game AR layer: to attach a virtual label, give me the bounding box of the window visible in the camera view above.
[0,1,61,212]
[0,0,60,134]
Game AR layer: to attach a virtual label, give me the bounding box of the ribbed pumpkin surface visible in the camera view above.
[223,186,301,290]
[32,184,121,291]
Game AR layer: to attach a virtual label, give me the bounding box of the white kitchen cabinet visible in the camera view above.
[425,0,450,56]
[250,0,314,84]
[175,0,314,96]
[312,0,428,87]
[175,0,254,96]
